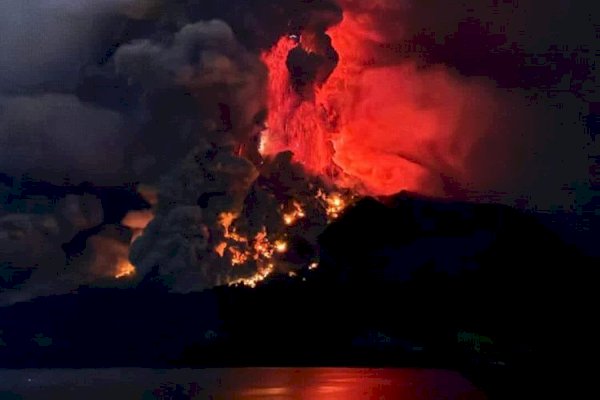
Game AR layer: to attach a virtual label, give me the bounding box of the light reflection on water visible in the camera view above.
[0,368,486,399]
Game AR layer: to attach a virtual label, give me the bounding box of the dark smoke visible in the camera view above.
[1,0,598,302]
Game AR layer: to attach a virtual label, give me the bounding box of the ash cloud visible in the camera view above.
[336,0,599,210]
[114,19,267,149]
[129,144,259,292]
[1,0,334,301]
[0,94,126,184]
[1,0,597,302]
[0,0,146,303]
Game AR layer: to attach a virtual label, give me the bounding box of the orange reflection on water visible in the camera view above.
[1,368,487,399]
[231,368,486,400]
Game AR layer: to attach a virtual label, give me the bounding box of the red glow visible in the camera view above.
[261,10,491,196]
[261,37,335,180]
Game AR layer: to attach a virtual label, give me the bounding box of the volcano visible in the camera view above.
[1,1,598,399]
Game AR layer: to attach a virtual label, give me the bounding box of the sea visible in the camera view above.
[0,367,486,399]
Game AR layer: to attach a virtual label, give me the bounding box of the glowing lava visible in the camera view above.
[260,9,490,196]
[282,201,306,226]
[229,263,276,288]
[115,258,135,279]
[215,212,292,286]
[316,190,352,220]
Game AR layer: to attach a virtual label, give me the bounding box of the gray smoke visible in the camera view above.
[0,94,126,184]
[0,1,276,301]
[114,19,267,146]
[0,0,597,303]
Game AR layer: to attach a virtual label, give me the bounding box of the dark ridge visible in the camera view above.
[0,194,596,398]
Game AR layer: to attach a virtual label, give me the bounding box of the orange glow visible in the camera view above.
[275,240,288,253]
[260,37,335,179]
[282,201,306,225]
[136,184,159,206]
[216,212,284,288]
[115,258,135,279]
[219,212,237,231]
[121,209,154,245]
[230,263,275,288]
[219,212,249,244]
[260,9,490,196]
[118,186,156,280]
[121,209,154,230]
[316,190,352,220]
[229,246,249,266]
[252,228,272,260]
[88,236,138,280]
[215,241,228,257]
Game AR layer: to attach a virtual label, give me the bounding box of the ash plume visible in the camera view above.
[333,0,599,208]
[1,0,346,301]
[0,0,597,302]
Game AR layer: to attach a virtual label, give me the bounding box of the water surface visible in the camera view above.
[0,368,486,399]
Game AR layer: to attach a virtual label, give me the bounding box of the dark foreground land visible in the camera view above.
[1,194,596,398]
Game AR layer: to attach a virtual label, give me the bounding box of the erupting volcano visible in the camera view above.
[114,3,496,289]
[1,2,596,397]
[5,0,583,302]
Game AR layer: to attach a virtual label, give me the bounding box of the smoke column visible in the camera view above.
[1,0,597,302]
[260,1,502,197]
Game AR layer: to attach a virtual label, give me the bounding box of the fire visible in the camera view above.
[117,187,156,280]
[260,7,489,196]
[211,190,350,285]
[229,246,249,266]
[220,212,248,243]
[274,240,288,253]
[217,212,290,262]
[316,190,352,220]
[229,263,276,288]
[216,212,291,287]
[283,214,294,226]
[115,258,135,279]
[282,201,306,225]
[215,241,228,257]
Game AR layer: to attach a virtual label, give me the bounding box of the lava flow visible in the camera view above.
[214,189,351,288]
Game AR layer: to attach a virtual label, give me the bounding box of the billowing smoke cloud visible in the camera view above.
[0,0,166,186]
[0,192,107,306]
[0,0,332,299]
[0,94,126,184]
[333,0,599,209]
[0,0,597,303]
[129,143,259,292]
[115,19,266,146]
